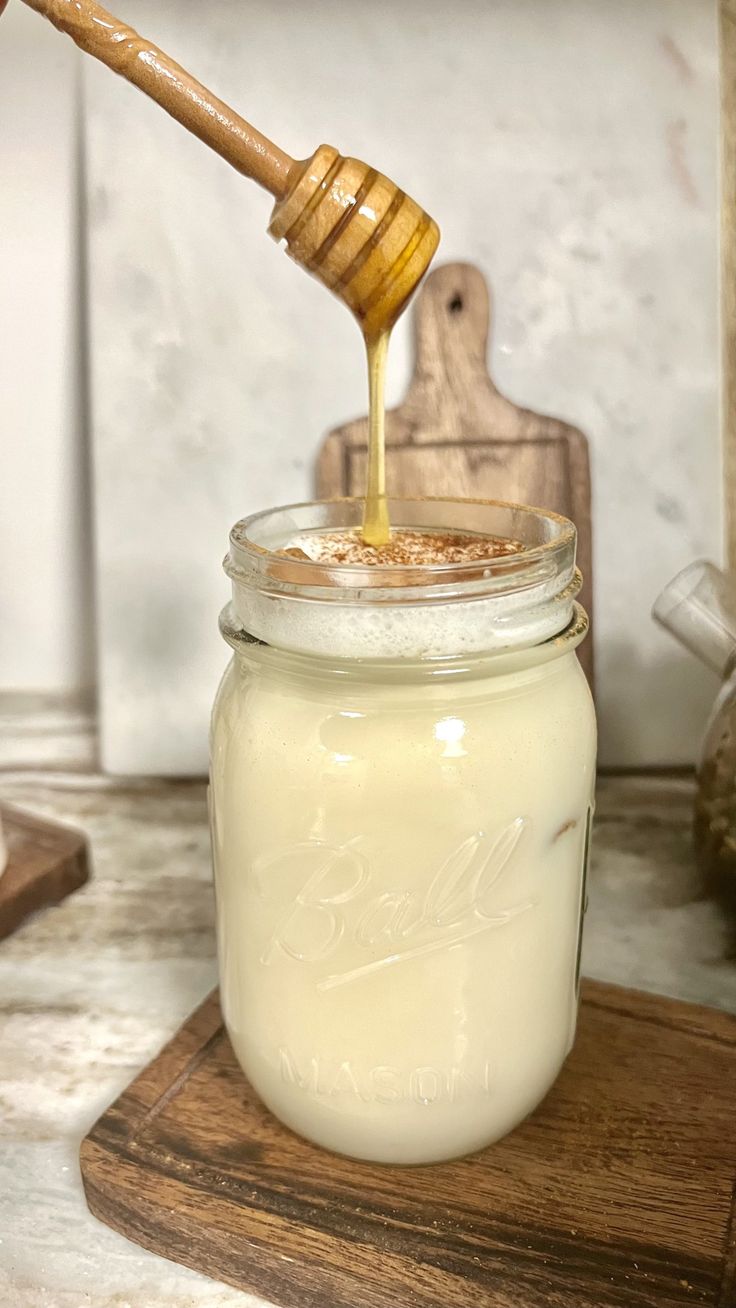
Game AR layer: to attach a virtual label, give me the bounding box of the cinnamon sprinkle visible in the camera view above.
[277,529,522,567]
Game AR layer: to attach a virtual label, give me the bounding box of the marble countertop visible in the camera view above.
[1,752,735,1307]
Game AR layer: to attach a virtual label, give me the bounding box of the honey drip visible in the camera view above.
[362,330,391,547]
[356,209,438,545]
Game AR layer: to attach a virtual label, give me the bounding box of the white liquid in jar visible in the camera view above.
[210,536,596,1164]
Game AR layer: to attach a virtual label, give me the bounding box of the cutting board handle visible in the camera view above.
[404,263,502,427]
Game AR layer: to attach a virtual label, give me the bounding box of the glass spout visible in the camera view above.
[653,560,736,679]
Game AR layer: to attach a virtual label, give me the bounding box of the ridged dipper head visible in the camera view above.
[269,144,440,338]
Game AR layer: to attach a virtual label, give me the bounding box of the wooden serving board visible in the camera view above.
[80,980,736,1308]
[317,262,594,689]
[0,803,89,941]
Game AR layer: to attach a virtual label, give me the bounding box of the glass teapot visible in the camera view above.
[654,560,736,909]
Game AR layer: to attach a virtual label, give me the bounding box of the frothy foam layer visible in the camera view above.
[281,528,522,568]
[227,502,578,661]
[231,529,576,659]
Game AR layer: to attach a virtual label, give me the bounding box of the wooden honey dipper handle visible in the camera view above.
[19,0,440,332]
[21,0,294,197]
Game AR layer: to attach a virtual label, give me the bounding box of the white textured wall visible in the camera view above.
[0,1,722,773]
[85,0,721,774]
[0,4,91,694]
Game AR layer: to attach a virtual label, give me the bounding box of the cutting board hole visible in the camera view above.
[448,293,463,313]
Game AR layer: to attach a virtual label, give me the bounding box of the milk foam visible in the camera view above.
[231,528,577,660]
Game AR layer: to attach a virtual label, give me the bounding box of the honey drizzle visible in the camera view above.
[362,329,391,547]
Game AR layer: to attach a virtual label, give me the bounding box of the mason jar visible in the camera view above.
[210,498,596,1164]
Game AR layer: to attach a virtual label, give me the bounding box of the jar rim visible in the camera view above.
[224,498,580,661]
[226,496,575,599]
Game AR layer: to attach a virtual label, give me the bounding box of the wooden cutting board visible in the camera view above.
[0,803,89,941]
[317,262,594,689]
[80,980,736,1308]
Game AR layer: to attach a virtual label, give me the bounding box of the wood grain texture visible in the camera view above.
[80,980,736,1308]
[316,263,594,689]
[0,803,89,940]
[722,0,736,570]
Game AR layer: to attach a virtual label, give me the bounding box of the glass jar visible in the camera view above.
[210,498,596,1164]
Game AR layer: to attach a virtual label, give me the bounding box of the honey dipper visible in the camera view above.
[18,0,440,337]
